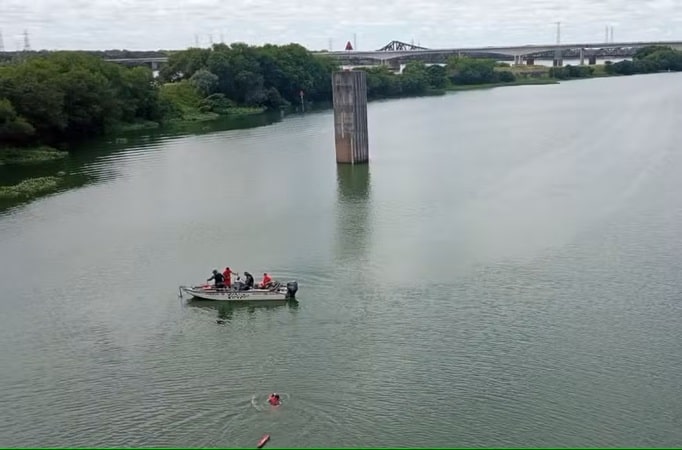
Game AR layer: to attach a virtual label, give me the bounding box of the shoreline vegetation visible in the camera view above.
[0,146,68,165]
[0,175,64,201]
[1,43,682,205]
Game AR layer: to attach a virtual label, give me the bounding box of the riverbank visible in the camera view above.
[446,78,559,91]
[0,146,69,165]
[0,175,64,201]
[0,68,675,213]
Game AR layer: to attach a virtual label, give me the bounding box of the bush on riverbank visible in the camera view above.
[158,81,265,122]
[549,65,595,79]
[605,45,682,75]
[0,176,63,200]
[0,146,68,165]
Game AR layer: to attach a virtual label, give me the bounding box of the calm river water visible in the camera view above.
[1,73,681,448]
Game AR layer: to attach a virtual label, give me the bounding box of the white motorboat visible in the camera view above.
[179,280,298,302]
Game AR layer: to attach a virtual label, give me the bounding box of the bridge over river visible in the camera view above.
[320,39,682,67]
[68,39,682,70]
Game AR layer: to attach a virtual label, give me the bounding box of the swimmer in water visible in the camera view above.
[268,393,281,406]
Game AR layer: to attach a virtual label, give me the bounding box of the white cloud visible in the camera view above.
[0,0,680,51]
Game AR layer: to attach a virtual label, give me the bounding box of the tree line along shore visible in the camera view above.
[1,43,681,168]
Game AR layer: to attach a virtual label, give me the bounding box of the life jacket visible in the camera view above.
[262,274,272,286]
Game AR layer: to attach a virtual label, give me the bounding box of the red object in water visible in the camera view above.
[257,434,270,448]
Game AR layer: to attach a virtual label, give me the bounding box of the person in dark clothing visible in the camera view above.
[243,272,254,290]
[207,269,225,289]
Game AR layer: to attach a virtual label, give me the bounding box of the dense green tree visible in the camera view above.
[364,66,402,99]
[400,62,430,95]
[426,64,448,89]
[189,69,219,96]
[0,52,162,146]
[605,46,682,75]
[0,98,35,143]
[447,56,496,84]
[159,47,210,82]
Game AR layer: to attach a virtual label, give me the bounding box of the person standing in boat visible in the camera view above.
[207,269,225,289]
[222,267,237,289]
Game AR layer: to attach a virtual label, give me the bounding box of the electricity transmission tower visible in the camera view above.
[23,29,31,51]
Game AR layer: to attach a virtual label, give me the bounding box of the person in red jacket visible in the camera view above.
[268,393,281,406]
[259,272,272,288]
[222,267,236,289]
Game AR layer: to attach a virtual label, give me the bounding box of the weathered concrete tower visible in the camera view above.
[332,70,369,164]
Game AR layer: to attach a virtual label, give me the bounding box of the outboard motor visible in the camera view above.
[286,281,298,299]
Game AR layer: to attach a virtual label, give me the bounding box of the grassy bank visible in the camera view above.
[442,63,637,93]
[0,146,68,165]
[0,176,63,200]
[159,81,267,124]
[446,78,559,92]
[114,120,161,132]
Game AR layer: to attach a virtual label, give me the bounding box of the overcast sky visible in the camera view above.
[1,0,681,51]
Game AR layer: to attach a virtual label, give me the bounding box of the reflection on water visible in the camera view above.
[335,164,371,263]
[0,110,290,213]
[186,299,299,322]
[336,163,370,202]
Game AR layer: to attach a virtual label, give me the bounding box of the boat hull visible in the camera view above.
[179,283,297,302]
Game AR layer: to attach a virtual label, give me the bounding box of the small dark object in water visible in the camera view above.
[216,319,225,324]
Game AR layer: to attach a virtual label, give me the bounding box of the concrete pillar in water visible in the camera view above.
[526,57,535,66]
[332,70,369,164]
[588,55,597,65]
[579,48,585,65]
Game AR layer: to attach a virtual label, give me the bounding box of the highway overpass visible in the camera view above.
[95,40,682,69]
